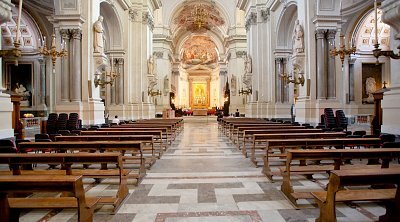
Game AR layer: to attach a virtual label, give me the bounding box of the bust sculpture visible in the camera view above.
[363,77,376,104]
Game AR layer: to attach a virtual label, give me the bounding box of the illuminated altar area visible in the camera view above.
[175,36,222,113]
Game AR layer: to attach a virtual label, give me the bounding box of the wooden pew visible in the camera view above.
[263,138,381,181]
[82,130,165,150]
[0,153,128,213]
[312,168,400,222]
[113,124,175,142]
[55,135,159,166]
[96,128,169,146]
[278,148,400,206]
[18,141,146,185]
[241,129,322,157]
[0,175,99,222]
[250,132,346,166]
[229,123,295,142]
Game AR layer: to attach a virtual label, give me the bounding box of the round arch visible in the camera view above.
[276,2,298,49]
[100,1,123,50]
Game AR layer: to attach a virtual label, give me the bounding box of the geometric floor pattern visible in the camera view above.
[17,117,386,221]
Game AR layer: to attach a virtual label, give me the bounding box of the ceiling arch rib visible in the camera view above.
[276,3,298,50]
[100,1,123,51]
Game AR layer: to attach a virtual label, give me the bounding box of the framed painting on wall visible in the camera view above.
[6,63,33,107]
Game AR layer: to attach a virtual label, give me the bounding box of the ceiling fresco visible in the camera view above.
[181,35,218,70]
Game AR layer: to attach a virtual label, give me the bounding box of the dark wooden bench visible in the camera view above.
[55,135,158,166]
[112,124,175,143]
[278,148,400,206]
[263,138,381,181]
[0,174,99,222]
[95,128,169,146]
[241,129,323,157]
[250,132,346,166]
[18,141,146,185]
[311,168,400,222]
[0,152,128,213]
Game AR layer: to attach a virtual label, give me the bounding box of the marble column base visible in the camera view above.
[107,104,128,121]
[245,102,259,118]
[381,87,400,135]
[140,103,156,119]
[0,92,13,139]
[272,103,291,119]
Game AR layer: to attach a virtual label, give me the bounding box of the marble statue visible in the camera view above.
[293,20,304,54]
[363,77,376,104]
[244,54,252,75]
[93,16,104,53]
[147,56,156,76]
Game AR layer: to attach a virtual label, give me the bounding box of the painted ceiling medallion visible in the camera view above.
[174,2,224,33]
[181,36,218,70]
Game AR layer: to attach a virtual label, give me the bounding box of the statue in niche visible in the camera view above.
[293,20,304,54]
[231,75,237,96]
[244,54,252,75]
[363,77,376,104]
[147,56,157,76]
[93,16,104,53]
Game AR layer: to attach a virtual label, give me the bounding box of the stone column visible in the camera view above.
[116,58,124,105]
[110,58,116,105]
[316,29,327,99]
[70,29,82,102]
[275,58,282,103]
[206,78,211,106]
[60,29,70,102]
[282,58,288,103]
[38,58,46,105]
[327,30,336,99]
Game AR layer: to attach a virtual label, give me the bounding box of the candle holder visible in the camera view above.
[373,43,400,64]
[330,34,356,64]
[38,34,68,65]
[238,86,252,95]
[280,72,305,86]
[147,87,162,97]
[0,41,22,64]
[94,69,118,88]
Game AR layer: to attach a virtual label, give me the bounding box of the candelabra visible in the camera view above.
[148,87,162,97]
[38,34,68,65]
[94,69,118,88]
[0,0,23,65]
[372,0,400,64]
[330,34,356,64]
[238,86,252,95]
[280,73,305,86]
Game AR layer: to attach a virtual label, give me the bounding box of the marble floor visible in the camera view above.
[17,117,388,222]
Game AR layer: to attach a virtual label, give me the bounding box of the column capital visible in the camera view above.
[326,30,337,39]
[128,8,139,22]
[70,28,82,40]
[60,29,70,39]
[142,12,154,31]
[260,9,270,22]
[245,12,257,31]
[116,58,124,65]
[315,29,326,39]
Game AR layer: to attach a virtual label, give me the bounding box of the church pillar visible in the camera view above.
[38,58,46,106]
[110,58,116,105]
[327,30,336,99]
[116,58,124,105]
[206,78,210,107]
[316,29,327,99]
[275,58,282,103]
[60,29,70,102]
[70,29,82,102]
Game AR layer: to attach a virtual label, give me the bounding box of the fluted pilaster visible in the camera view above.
[316,29,327,99]
[70,29,82,102]
[60,29,70,102]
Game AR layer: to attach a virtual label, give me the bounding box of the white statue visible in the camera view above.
[244,54,252,75]
[293,20,304,54]
[93,16,104,53]
[14,83,29,96]
[147,56,156,76]
[363,77,376,103]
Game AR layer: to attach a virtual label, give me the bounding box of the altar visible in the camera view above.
[193,109,208,116]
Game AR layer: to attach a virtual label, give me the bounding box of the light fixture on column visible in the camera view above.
[94,58,118,88]
[148,87,162,97]
[238,86,252,95]
[280,72,305,86]
[330,34,356,64]
[0,0,23,65]
[38,33,68,65]
[372,0,400,64]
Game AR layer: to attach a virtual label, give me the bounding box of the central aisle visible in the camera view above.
[119,118,294,221]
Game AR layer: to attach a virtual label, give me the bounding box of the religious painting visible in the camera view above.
[181,36,218,69]
[192,83,207,107]
[8,63,33,107]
